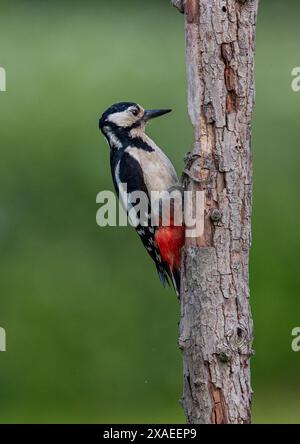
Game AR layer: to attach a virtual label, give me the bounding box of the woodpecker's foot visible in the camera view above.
[171,0,185,14]
[183,152,201,169]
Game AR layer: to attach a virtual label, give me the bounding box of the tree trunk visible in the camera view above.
[172,0,259,424]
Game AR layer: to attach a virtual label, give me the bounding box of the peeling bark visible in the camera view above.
[176,0,259,424]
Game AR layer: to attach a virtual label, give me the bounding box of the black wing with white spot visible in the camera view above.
[110,150,171,288]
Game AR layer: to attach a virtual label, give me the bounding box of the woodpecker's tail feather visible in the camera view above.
[170,267,180,298]
[156,264,171,289]
[156,263,180,298]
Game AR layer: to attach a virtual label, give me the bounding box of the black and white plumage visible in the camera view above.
[99,102,184,295]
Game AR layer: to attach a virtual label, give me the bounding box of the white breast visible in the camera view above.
[125,134,179,193]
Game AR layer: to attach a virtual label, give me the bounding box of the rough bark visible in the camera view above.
[172,0,259,424]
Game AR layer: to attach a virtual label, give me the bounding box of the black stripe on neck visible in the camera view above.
[106,123,154,152]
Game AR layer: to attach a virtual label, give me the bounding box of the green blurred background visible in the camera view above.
[0,0,299,424]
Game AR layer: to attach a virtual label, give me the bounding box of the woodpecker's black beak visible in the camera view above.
[143,108,172,122]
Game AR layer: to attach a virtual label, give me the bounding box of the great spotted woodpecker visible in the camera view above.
[99,102,184,296]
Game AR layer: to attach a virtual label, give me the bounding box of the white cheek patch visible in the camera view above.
[108,111,134,128]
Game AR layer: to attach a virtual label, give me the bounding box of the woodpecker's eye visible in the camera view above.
[130,108,139,117]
